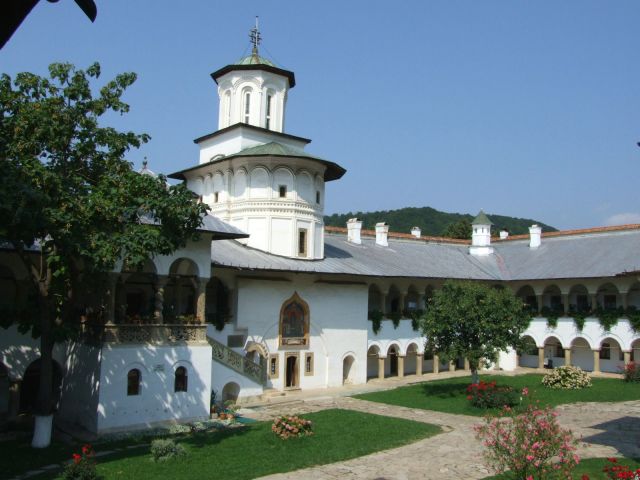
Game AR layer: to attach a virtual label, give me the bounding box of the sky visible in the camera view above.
[1,1,639,230]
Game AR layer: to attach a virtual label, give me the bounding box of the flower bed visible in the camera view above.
[466,380,519,409]
[621,362,640,383]
[271,415,313,440]
[542,366,592,390]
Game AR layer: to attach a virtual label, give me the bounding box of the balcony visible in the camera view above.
[81,323,208,345]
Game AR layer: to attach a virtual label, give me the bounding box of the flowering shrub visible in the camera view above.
[475,404,580,479]
[542,365,592,389]
[602,457,640,479]
[62,444,100,480]
[271,415,313,440]
[621,362,640,383]
[466,380,519,409]
[150,438,186,462]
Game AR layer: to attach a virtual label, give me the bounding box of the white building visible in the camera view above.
[1,30,639,434]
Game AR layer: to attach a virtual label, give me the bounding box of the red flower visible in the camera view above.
[608,458,618,463]
[72,453,82,464]
[581,475,589,480]
[82,444,92,455]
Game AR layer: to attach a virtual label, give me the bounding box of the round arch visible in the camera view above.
[570,337,594,371]
[518,335,539,368]
[20,359,63,414]
[221,381,240,403]
[342,354,356,385]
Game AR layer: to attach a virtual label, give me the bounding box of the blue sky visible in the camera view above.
[1,1,639,230]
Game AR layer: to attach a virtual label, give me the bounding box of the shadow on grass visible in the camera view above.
[420,380,469,398]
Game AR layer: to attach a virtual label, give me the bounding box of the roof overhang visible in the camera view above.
[211,64,296,88]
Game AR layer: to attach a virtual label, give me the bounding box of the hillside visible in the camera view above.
[324,206,557,237]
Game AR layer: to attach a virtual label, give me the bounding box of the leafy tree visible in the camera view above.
[0,62,207,447]
[420,281,529,384]
[442,218,471,239]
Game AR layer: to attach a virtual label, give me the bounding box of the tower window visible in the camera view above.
[174,366,188,393]
[279,185,287,198]
[298,229,308,257]
[214,192,219,203]
[244,91,251,124]
[266,94,272,130]
[305,353,314,376]
[127,369,141,396]
[316,191,320,204]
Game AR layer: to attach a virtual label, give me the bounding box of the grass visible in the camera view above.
[353,374,640,416]
[0,409,441,480]
[482,457,640,479]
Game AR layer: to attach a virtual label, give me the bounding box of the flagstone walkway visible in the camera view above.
[250,397,640,480]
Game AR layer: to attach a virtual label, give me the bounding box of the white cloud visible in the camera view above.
[604,212,640,226]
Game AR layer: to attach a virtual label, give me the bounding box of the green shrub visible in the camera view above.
[62,445,100,480]
[621,362,640,383]
[542,365,592,389]
[150,438,186,462]
[466,380,519,409]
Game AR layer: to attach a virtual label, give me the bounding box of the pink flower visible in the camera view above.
[522,387,529,396]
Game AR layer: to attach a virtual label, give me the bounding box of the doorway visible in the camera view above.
[285,354,299,388]
[389,350,398,377]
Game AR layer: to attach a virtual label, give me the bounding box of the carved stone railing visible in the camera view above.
[207,336,267,386]
[82,324,208,345]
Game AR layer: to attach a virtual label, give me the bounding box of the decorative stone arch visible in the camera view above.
[249,166,271,199]
[342,353,357,385]
[313,174,324,206]
[244,341,268,366]
[570,335,595,350]
[272,166,295,199]
[279,292,310,347]
[404,342,420,376]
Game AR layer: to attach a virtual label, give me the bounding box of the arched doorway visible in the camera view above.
[571,337,594,371]
[367,346,380,379]
[20,359,63,414]
[599,338,623,373]
[221,382,240,403]
[518,335,538,368]
[405,343,419,375]
[387,345,399,377]
[343,356,356,385]
[543,337,563,369]
[285,354,299,388]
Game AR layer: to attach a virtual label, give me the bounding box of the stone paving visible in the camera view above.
[248,395,640,480]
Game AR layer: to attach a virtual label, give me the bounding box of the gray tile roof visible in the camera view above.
[141,214,248,240]
[210,229,640,281]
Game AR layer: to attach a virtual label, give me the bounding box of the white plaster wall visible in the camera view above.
[57,342,102,433]
[96,344,211,433]
[0,326,67,380]
[152,238,212,279]
[211,361,263,402]
[366,319,424,356]
[235,277,368,392]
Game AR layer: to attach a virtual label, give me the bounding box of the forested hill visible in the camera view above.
[324,206,557,237]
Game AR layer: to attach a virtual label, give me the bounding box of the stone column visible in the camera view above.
[397,355,405,378]
[561,293,570,315]
[433,354,440,374]
[624,351,631,365]
[464,358,470,371]
[449,361,455,372]
[104,273,119,324]
[196,278,207,324]
[378,357,385,380]
[564,348,571,367]
[590,293,598,311]
[8,380,21,419]
[621,292,629,310]
[399,292,406,316]
[536,294,543,313]
[592,350,600,373]
[416,353,423,376]
[538,347,545,369]
[154,276,168,323]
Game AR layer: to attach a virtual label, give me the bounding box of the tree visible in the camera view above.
[442,218,471,239]
[0,62,207,447]
[420,280,529,384]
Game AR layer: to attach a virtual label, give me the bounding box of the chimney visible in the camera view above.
[529,224,542,248]
[499,229,509,240]
[375,222,389,247]
[346,218,362,245]
[410,226,421,238]
[469,210,494,256]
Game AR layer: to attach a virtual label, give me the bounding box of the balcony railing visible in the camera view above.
[81,323,208,345]
[207,336,267,386]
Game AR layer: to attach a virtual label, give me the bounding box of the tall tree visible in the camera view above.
[420,281,529,384]
[0,62,207,447]
[442,218,472,239]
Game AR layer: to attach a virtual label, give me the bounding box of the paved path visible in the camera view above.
[247,396,640,480]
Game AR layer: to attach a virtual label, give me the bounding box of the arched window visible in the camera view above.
[243,90,251,124]
[265,93,273,129]
[174,366,188,392]
[279,292,309,347]
[127,369,141,396]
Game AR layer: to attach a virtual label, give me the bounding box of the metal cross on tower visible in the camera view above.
[249,16,261,54]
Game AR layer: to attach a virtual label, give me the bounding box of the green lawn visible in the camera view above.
[482,457,640,479]
[1,409,441,480]
[353,374,640,416]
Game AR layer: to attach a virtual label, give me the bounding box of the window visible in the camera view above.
[550,295,562,311]
[174,366,188,392]
[127,369,141,396]
[525,295,537,311]
[604,294,617,310]
[244,91,251,123]
[600,342,611,360]
[576,295,589,312]
[316,190,320,204]
[298,229,308,257]
[555,343,564,358]
[278,185,287,198]
[266,94,272,130]
[269,354,279,379]
[279,292,310,347]
[214,192,219,203]
[304,353,314,376]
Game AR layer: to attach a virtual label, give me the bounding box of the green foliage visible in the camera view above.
[625,306,640,332]
[387,311,401,328]
[420,281,529,378]
[368,309,383,334]
[621,363,640,383]
[406,309,424,331]
[594,307,623,332]
[540,306,563,329]
[324,206,556,237]
[442,218,471,239]
[150,439,186,462]
[542,366,592,389]
[62,445,100,480]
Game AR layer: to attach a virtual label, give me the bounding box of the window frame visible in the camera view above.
[174,366,188,393]
[298,228,308,257]
[127,368,141,396]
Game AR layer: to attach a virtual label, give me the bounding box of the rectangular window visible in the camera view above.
[279,185,287,198]
[298,228,308,257]
[316,190,320,204]
[244,92,251,123]
[304,353,314,376]
[266,94,272,130]
[214,192,219,203]
[269,355,279,379]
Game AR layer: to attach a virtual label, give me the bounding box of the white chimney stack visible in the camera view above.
[375,222,389,247]
[410,226,421,238]
[499,229,509,240]
[529,224,542,249]
[346,218,362,245]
